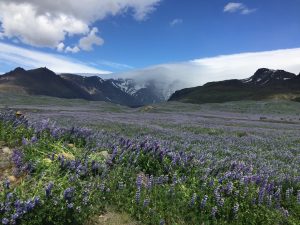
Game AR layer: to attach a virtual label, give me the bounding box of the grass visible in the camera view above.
[0,96,300,225]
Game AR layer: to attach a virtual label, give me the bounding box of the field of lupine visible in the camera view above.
[0,95,300,225]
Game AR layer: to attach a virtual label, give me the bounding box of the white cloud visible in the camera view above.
[170,18,183,27]
[79,27,104,51]
[56,42,65,52]
[114,48,300,94]
[97,60,134,70]
[0,0,161,50]
[0,3,89,48]
[224,2,256,15]
[0,42,111,74]
[65,46,80,54]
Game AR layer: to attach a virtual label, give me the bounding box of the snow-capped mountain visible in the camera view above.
[0,67,170,107]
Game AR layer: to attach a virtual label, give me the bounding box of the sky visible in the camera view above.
[0,0,300,86]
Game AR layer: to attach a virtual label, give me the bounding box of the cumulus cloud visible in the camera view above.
[224,2,256,15]
[170,18,183,27]
[0,42,111,74]
[0,0,161,50]
[79,28,104,51]
[56,42,65,52]
[0,2,89,48]
[114,48,300,95]
[65,46,80,54]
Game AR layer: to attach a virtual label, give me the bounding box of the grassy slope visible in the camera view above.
[169,84,300,104]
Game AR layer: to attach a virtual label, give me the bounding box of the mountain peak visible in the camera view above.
[33,67,54,73]
[247,68,296,85]
[12,67,26,73]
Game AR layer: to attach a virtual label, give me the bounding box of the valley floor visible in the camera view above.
[0,94,299,224]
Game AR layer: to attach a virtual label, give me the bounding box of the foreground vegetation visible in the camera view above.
[0,99,300,224]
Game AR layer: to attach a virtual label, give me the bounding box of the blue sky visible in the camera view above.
[0,0,300,76]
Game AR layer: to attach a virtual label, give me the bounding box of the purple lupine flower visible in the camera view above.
[67,203,74,209]
[258,186,265,204]
[63,187,75,202]
[83,196,89,205]
[218,198,225,207]
[233,203,239,217]
[297,190,300,204]
[285,188,293,201]
[135,188,141,204]
[24,200,35,212]
[267,195,272,207]
[34,196,40,206]
[143,198,150,207]
[172,174,177,185]
[2,218,9,225]
[200,195,208,208]
[31,136,38,143]
[190,193,197,206]
[3,179,10,189]
[226,182,234,194]
[147,175,153,190]
[11,213,20,220]
[136,175,143,189]
[6,192,13,200]
[159,219,165,225]
[22,137,28,146]
[45,182,54,198]
[99,183,105,192]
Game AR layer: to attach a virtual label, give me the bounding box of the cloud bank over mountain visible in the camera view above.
[113,48,300,92]
[1,41,300,96]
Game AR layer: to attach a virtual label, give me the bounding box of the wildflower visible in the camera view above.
[34,196,40,206]
[190,193,197,206]
[267,195,272,207]
[233,203,239,218]
[2,218,9,225]
[31,136,38,143]
[147,175,153,190]
[218,198,225,207]
[3,179,10,189]
[143,198,150,207]
[67,203,74,209]
[22,137,28,146]
[226,182,234,194]
[297,190,300,204]
[135,188,141,204]
[6,192,13,200]
[200,195,208,208]
[45,182,54,198]
[258,186,265,204]
[63,187,75,202]
[159,219,165,225]
[136,175,143,189]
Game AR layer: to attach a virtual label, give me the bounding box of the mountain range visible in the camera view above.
[169,68,300,103]
[1,67,300,106]
[0,67,166,107]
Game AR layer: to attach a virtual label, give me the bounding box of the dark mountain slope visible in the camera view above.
[169,68,300,104]
[0,67,159,106]
[0,67,90,99]
[61,74,141,106]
